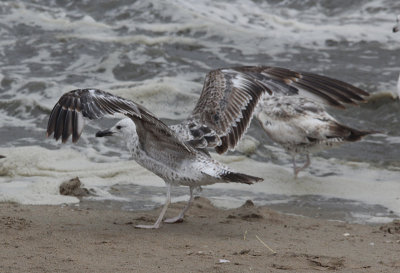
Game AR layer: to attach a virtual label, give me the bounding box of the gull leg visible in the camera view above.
[136,183,171,229]
[294,154,311,178]
[164,186,194,224]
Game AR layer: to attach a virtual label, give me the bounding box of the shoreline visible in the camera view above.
[1,197,400,272]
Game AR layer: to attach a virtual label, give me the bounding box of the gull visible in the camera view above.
[46,88,263,229]
[257,96,374,177]
[47,66,370,226]
[251,67,373,177]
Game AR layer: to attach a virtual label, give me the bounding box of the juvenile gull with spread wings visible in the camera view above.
[47,88,263,229]
[245,68,375,177]
[171,66,373,177]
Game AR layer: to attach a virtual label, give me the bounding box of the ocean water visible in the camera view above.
[1,0,400,224]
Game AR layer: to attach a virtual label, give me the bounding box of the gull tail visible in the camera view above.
[221,171,263,184]
[332,123,378,142]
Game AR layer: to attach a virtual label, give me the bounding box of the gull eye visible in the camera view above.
[116,125,122,130]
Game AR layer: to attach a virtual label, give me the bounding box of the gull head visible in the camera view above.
[96,118,137,140]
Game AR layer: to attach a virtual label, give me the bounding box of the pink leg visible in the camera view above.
[293,154,311,178]
[135,184,171,229]
[164,187,194,224]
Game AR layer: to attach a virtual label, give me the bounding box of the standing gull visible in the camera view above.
[257,96,374,177]
[251,67,374,177]
[47,88,263,229]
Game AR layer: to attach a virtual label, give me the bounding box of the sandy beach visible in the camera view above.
[1,2,400,272]
[1,197,399,273]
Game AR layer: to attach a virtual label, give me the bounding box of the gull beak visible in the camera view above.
[95,129,114,137]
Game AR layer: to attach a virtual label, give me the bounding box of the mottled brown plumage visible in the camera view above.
[46,88,263,229]
[174,66,369,155]
[257,96,375,177]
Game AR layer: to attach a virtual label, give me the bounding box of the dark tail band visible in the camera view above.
[221,172,263,184]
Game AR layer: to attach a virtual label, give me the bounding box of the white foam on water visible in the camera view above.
[0,146,164,205]
[209,153,400,217]
[4,0,397,64]
[2,2,112,34]
[1,146,399,222]
[110,77,201,119]
[350,213,396,225]
[164,0,400,54]
[0,178,78,205]
[0,109,37,129]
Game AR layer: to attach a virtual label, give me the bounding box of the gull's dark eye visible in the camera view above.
[116,125,122,130]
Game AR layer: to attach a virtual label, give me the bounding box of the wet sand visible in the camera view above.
[1,197,399,272]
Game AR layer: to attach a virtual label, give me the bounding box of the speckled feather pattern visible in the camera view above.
[46,89,263,188]
[181,66,369,154]
[257,96,374,155]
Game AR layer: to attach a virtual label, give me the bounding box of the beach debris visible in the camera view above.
[255,235,277,255]
[242,199,255,207]
[218,259,230,263]
[241,213,263,220]
[306,255,345,270]
[233,249,261,256]
[192,250,214,256]
[379,220,400,234]
[59,177,90,197]
[227,200,263,222]
[233,249,251,255]
[343,232,350,237]
[1,216,31,230]
[272,263,292,270]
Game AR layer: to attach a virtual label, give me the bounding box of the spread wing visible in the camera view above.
[46,88,195,155]
[182,66,369,154]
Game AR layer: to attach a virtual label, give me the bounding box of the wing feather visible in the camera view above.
[47,89,141,143]
[187,68,268,153]
[47,88,195,155]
